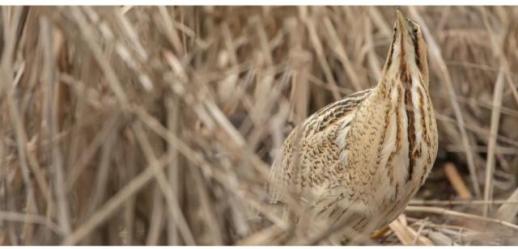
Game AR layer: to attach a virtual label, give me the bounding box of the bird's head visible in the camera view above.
[383,10,429,89]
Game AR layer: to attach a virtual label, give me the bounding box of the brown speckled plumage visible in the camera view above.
[269,11,438,240]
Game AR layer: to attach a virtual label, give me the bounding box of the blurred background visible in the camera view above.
[1,6,518,245]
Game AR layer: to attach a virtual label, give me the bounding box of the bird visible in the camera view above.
[268,10,438,243]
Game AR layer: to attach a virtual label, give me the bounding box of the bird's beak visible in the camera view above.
[395,10,416,76]
[396,10,409,40]
[396,10,407,31]
[382,10,428,88]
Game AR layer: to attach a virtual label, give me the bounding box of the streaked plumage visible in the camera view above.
[269,11,438,241]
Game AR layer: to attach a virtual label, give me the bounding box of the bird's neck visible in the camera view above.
[376,67,427,99]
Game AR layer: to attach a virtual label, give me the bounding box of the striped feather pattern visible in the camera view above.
[268,11,438,240]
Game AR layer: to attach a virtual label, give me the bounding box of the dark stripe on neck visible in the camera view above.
[399,32,406,74]
[412,33,422,72]
[404,88,416,183]
[418,88,430,146]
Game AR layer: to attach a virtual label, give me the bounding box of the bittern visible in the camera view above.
[269,10,438,242]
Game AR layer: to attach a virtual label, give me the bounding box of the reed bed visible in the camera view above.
[1,6,518,245]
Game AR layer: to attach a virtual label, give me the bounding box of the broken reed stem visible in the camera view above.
[0,211,62,236]
[483,69,505,217]
[443,162,472,200]
[496,188,518,222]
[406,206,518,231]
[40,16,72,236]
[166,97,181,245]
[410,199,518,206]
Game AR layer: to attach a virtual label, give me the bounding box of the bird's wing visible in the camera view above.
[268,88,373,204]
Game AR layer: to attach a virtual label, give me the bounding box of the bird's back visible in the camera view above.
[268,88,373,206]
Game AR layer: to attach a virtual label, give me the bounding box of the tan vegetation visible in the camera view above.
[0,6,518,245]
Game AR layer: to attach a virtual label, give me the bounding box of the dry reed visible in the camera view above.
[1,6,518,245]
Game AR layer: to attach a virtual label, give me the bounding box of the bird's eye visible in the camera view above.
[412,28,418,38]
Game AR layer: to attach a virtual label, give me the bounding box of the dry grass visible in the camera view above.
[1,6,518,245]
